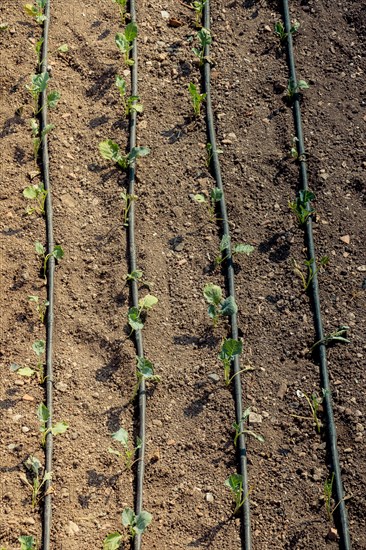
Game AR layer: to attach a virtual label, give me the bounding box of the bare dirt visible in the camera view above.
[0,0,365,549]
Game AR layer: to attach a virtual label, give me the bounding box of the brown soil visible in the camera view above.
[0,0,365,549]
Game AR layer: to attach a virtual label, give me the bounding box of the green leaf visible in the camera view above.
[203,283,222,306]
[129,146,150,161]
[103,533,123,550]
[25,455,42,476]
[115,32,129,53]
[126,269,143,281]
[225,473,243,494]
[124,22,138,42]
[138,294,158,310]
[210,187,223,202]
[207,304,218,319]
[220,234,230,252]
[128,307,144,331]
[115,75,126,95]
[108,447,121,457]
[99,140,121,162]
[221,338,243,360]
[32,339,45,356]
[121,507,135,527]
[220,296,238,316]
[35,241,45,255]
[297,80,309,90]
[245,430,265,443]
[136,356,156,379]
[17,367,35,377]
[57,44,69,53]
[37,403,49,424]
[23,186,38,199]
[24,5,38,17]
[31,72,50,94]
[52,245,64,260]
[18,535,36,550]
[51,422,68,436]
[112,427,129,446]
[193,194,206,203]
[30,118,39,136]
[135,510,152,535]
[47,90,61,109]
[41,123,54,139]
[233,244,254,255]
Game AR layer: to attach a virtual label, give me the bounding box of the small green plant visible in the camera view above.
[19,536,36,550]
[309,325,350,353]
[127,294,158,332]
[206,142,223,167]
[203,284,237,327]
[293,255,329,291]
[112,0,128,22]
[24,0,46,24]
[0,23,9,32]
[125,269,153,290]
[193,186,222,221]
[24,455,51,508]
[10,339,45,381]
[289,189,315,225]
[103,508,152,548]
[23,182,48,215]
[191,0,206,28]
[35,242,64,279]
[215,234,254,266]
[37,403,68,446]
[99,140,149,170]
[324,472,334,521]
[109,428,142,469]
[34,37,44,68]
[219,338,243,385]
[287,78,309,98]
[224,474,247,514]
[192,27,212,65]
[26,72,60,115]
[188,82,206,118]
[294,389,327,433]
[28,295,49,324]
[120,192,137,226]
[232,408,265,446]
[115,23,138,66]
[134,356,160,398]
[115,75,143,116]
[30,119,54,161]
[274,20,299,42]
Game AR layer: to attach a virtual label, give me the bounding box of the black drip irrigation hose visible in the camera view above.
[40,1,54,548]
[203,3,251,549]
[126,2,146,550]
[282,1,351,548]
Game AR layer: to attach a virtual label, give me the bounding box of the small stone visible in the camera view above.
[205,492,214,502]
[22,517,35,525]
[227,132,237,141]
[12,414,22,422]
[60,193,75,208]
[277,381,288,399]
[161,10,170,19]
[357,265,366,272]
[208,373,220,383]
[167,439,176,445]
[311,467,323,481]
[22,394,34,401]
[55,382,68,392]
[65,520,80,536]
[14,379,25,386]
[21,426,30,433]
[319,172,329,181]
[264,25,271,32]
[174,242,184,252]
[152,419,162,427]
[340,235,350,244]
[248,412,263,424]
[327,527,338,541]
[60,487,70,498]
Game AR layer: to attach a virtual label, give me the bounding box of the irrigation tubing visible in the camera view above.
[40,1,54,548]
[126,2,146,549]
[282,1,351,548]
[203,3,251,549]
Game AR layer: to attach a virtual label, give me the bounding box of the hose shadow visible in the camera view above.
[187,518,231,547]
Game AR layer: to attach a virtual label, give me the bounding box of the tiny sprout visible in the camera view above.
[125,269,143,282]
[109,427,142,469]
[309,325,350,353]
[133,356,160,398]
[191,0,206,28]
[115,23,138,66]
[35,242,64,279]
[23,182,48,215]
[115,75,143,116]
[24,0,46,24]
[37,403,68,446]
[289,189,315,225]
[215,234,254,266]
[203,284,237,327]
[24,455,51,508]
[112,0,128,23]
[0,23,9,32]
[128,294,158,333]
[10,339,46,381]
[192,27,212,66]
[232,408,265,446]
[19,536,37,550]
[188,82,206,118]
[324,472,335,521]
[224,473,247,514]
[121,192,137,226]
[28,295,49,324]
[206,142,223,167]
[218,338,243,385]
[294,389,328,433]
[99,140,150,170]
[103,508,152,548]
[287,78,309,99]
[293,255,329,291]
[274,20,300,42]
[193,186,222,221]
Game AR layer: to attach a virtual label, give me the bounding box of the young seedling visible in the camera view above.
[112,0,128,23]
[103,508,152,548]
[133,356,160,398]
[24,455,52,508]
[191,0,206,28]
[215,234,254,266]
[274,20,299,42]
[30,119,54,162]
[224,474,247,514]
[287,78,309,99]
[293,389,327,433]
[24,0,46,24]
[324,472,335,521]
[26,72,60,115]
[127,294,158,333]
[0,23,9,32]
[309,325,350,353]
[23,182,48,215]
[219,338,243,385]
[125,269,153,291]
[109,427,142,469]
[192,27,212,65]
[115,23,138,66]
[206,142,223,167]
[289,189,315,225]
[203,284,237,327]
[37,403,68,446]
[35,242,64,279]
[188,82,206,118]
[10,339,45,381]
[121,192,137,226]
[19,536,36,550]
[28,295,49,324]
[115,75,143,116]
[293,255,329,291]
[99,140,149,170]
[193,187,222,221]
[232,408,265,446]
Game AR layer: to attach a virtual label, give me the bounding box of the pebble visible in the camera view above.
[22,394,34,401]
[249,412,263,424]
[12,414,22,422]
[205,492,214,503]
[22,517,35,525]
[208,373,220,383]
[340,235,350,244]
[14,379,25,386]
[357,265,366,272]
[161,10,169,19]
[21,426,30,433]
[311,467,323,481]
[55,382,68,392]
[327,527,338,541]
[65,520,80,536]
[152,419,162,427]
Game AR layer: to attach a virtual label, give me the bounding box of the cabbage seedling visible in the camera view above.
[109,427,142,469]
[30,120,54,162]
[24,0,46,24]
[121,192,137,226]
[293,255,329,291]
[28,295,49,324]
[232,408,265,446]
[99,140,149,170]
[112,0,128,23]
[188,82,206,117]
[37,403,68,446]
[23,182,48,215]
[103,508,152,548]
[19,536,36,550]
[35,242,64,279]
[192,27,212,65]
[191,0,206,28]
[203,284,237,327]
[24,455,52,508]
[224,474,246,514]
[287,78,309,99]
[274,20,299,42]
[115,23,138,66]
[206,142,223,167]
[293,389,327,433]
[215,234,254,266]
[133,356,160,398]
[193,186,222,221]
[11,339,46,381]
[219,338,243,385]
[115,75,143,116]
[26,72,60,115]
[309,325,350,353]
[127,294,158,332]
[289,189,315,225]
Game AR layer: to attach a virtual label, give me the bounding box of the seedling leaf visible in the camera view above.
[210,188,223,202]
[18,536,36,550]
[221,338,243,359]
[135,510,153,535]
[99,140,121,162]
[220,296,238,316]
[57,44,69,53]
[128,307,144,331]
[103,533,123,550]
[138,294,158,310]
[52,245,64,260]
[129,146,150,161]
[122,507,135,527]
[203,284,222,306]
[112,427,129,446]
[220,234,230,252]
[47,91,60,109]
[124,22,138,42]
[32,339,45,356]
[233,244,254,255]
[51,421,68,436]
[37,403,49,424]
[17,367,35,377]
[35,241,45,255]
[136,356,155,379]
